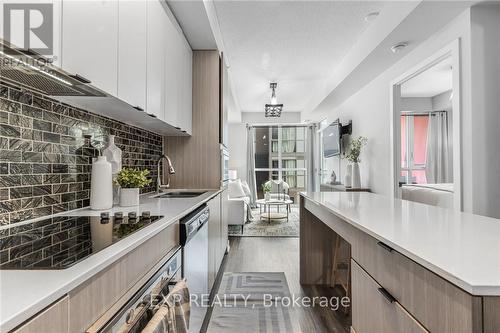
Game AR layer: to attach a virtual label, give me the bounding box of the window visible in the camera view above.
[401,115,429,184]
[254,126,307,199]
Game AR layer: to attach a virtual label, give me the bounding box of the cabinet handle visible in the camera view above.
[378,288,397,303]
[148,113,157,118]
[174,127,181,130]
[69,74,91,84]
[377,241,394,253]
[133,106,144,112]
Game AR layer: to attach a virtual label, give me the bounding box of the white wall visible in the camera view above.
[228,123,247,181]
[315,9,472,203]
[401,97,433,112]
[316,5,500,219]
[432,90,452,111]
[469,3,500,218]
[240,111,301,124]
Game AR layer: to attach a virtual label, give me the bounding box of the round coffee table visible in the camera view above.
[255,199,293,223]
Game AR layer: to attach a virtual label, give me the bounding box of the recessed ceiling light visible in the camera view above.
[364,12,379,22]
[391,42,408,53]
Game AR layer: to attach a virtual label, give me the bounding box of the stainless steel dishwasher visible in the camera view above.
[180,204,210,333]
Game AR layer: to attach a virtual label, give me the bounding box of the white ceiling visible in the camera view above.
[212,1,386,113]
[401,57,453,98]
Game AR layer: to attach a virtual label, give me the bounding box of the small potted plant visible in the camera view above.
[262,182,272,201]
[115,168,151,206]
[345,136,367,188]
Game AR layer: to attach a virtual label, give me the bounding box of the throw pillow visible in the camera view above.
[240,181,251,197]
[228,180,246,198]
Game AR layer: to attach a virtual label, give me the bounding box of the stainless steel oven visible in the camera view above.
[88,248,182,333]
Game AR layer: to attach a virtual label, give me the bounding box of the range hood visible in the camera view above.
[0,40,105,97]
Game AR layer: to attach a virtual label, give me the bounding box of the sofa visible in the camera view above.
[227,179,252,233]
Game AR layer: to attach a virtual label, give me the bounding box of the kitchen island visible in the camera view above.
[0,190,222,333]
[300,192,500,333]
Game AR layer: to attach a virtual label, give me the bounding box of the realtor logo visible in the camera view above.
[3,3,53,55]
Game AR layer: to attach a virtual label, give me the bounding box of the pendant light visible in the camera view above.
[265,82,283,117]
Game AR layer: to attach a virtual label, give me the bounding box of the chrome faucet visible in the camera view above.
[157,154,175,193]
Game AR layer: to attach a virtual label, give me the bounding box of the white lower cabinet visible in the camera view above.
[351,260,428,333]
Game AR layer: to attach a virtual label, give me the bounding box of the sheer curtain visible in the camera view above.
[246,126,257,207]
[306,124,318,192]
[281,127,296,153]
[426,112,452,183]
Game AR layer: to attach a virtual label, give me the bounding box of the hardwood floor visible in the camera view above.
[207,237,350,333]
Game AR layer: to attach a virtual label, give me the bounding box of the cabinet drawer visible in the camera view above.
[351,260,428,333]
[352,230,481,332]
[13,296,69,333]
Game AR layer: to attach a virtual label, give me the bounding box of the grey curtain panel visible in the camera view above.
[426,112,453,183]
[246,126,257,207]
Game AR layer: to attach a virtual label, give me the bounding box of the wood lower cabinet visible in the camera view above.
[351,227,482,333]
[13,296,69,333]
[68,222,178,332]
[300,196,499,333]
[351,261,428,333]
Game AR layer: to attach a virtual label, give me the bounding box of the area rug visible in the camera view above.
[228,205,299,237]
[207,272,301,333]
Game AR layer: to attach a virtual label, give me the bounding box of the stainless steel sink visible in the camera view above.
[156,191,207,198]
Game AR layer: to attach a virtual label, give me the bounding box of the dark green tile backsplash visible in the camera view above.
[0,82,163,226]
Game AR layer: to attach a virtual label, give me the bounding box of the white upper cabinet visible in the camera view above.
[164,19,180,128]
[163,15,193,134]
[181,43,193,135]
[117,0,147,111]
[146,0,167,120]
[61,0,118,95]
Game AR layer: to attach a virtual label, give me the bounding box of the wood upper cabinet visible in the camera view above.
[61,0,118,95]
[117,0,147,111]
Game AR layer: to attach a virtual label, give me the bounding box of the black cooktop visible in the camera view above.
[0,213,163,270]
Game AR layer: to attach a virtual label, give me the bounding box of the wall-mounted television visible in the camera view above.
[323,121,341,158]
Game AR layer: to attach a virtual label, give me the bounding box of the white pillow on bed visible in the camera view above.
[228,180,246,198]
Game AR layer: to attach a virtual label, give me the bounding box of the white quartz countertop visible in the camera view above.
[301,192,500,296]
[0,190,221,332]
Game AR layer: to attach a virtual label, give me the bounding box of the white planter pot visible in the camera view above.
[120,188,140,207]
[352,162,361,188]
[265,192,271,201]
[344,164,352,188]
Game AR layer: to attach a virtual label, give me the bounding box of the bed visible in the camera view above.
[401,183,454,209]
